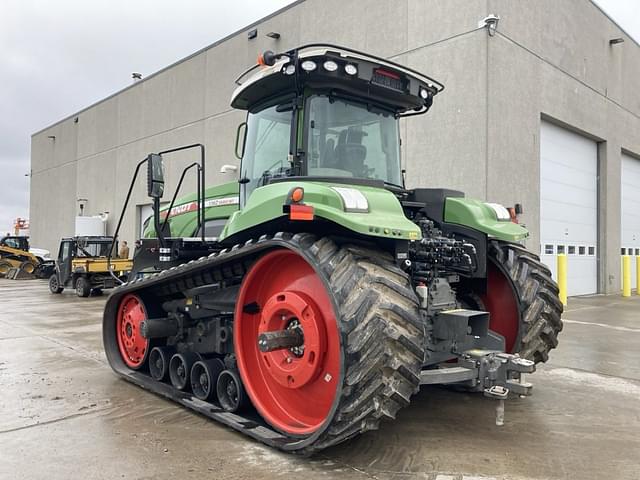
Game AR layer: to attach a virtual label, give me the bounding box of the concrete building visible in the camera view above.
[31,0,640,295]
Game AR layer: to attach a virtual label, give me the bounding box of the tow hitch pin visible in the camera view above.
[484,385,509,426]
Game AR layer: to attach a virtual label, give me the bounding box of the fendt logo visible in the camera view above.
[160,196,239,219]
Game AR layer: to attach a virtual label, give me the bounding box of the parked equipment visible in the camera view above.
[0,235,54,279]
[49,236,132,297]
[103,45,563,454]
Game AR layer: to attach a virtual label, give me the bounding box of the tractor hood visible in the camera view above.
[220,180,421,241]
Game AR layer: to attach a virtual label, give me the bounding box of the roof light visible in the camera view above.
[284,64,296,75]
[332,187,369,213]
[301,60,317,72]
[323,60,338,72]
[486,203,511,221]
[344,64,357,76]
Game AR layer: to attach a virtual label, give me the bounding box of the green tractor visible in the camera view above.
[103,44,562,454]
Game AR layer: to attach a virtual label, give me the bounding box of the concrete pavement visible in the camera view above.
[0,279,638,480]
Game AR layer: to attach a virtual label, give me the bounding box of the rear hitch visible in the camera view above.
[420,350,535,426]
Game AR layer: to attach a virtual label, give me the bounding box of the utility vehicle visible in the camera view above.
[49,236,132,297]
[103,45,562,454]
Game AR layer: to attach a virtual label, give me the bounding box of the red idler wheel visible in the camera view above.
[116,294,150,369]
[481,262,520,353]
[235,249,341,436]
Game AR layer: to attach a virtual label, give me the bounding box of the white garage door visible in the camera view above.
[622,153,640,289]
[540,121,598,296]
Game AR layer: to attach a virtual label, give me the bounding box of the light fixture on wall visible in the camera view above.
[266,31,281,39]
[247,29,258,40]
[609,38,625,45]
[77,198,88,216]
[478,14,500,36]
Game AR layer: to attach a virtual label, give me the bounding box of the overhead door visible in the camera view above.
[622,153,640,289]
[539,121,598,296]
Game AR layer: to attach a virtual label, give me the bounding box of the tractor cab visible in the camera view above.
[231,44,444,204]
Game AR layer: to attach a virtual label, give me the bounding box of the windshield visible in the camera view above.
[241,103,292,202]
[76,242,111,257]
[306,95,402,186]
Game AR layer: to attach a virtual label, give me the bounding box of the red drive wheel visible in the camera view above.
[235,249,341,436]
[481,262,519,353]
[116,294,150,369]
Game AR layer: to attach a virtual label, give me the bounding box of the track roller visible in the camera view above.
[169,352,199,391]
[149,346,175,381]
[190,359,225,401]
[217,369,247,412]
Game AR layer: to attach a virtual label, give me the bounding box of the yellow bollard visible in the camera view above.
[557,254,567,306]
[622,255,631,297]
[637,257,640,295]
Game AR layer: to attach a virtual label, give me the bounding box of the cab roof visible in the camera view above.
[230,44,444,115]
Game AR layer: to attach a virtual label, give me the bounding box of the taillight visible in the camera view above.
[288,204,314,221]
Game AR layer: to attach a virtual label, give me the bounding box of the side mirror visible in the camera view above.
[235,122,247,160]
[147,154,165,198]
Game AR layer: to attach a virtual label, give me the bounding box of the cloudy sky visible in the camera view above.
[0,0,638,236]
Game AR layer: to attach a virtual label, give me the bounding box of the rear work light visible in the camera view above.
[323,60,338,72]
[301,60,317,72]
[344,64,357,75]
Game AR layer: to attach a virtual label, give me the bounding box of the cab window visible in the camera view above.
[241,102,292,202]
[59,242,72,262]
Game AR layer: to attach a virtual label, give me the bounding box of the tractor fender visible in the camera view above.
[220,181,421,242]
[444,197,529,242]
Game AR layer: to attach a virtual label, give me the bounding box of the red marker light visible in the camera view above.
[374,68,400,80]
[289,204,314,221]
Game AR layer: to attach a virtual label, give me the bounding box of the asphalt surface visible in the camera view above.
[0,278,638,480]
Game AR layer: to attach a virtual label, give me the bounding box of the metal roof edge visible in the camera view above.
[589,0,640,49]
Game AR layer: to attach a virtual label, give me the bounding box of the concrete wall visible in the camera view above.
[485,0,640,293]
[30,0,640,293]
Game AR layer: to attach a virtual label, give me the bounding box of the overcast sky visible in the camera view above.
[0,1,638,237]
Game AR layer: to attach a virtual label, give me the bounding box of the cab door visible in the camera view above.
[57,241,74,286]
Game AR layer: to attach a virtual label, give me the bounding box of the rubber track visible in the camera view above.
[103,233,425,454]
[488,240,563,363]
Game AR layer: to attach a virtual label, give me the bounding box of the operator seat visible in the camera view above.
[334,127,367,176]
[320,137,336,168]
